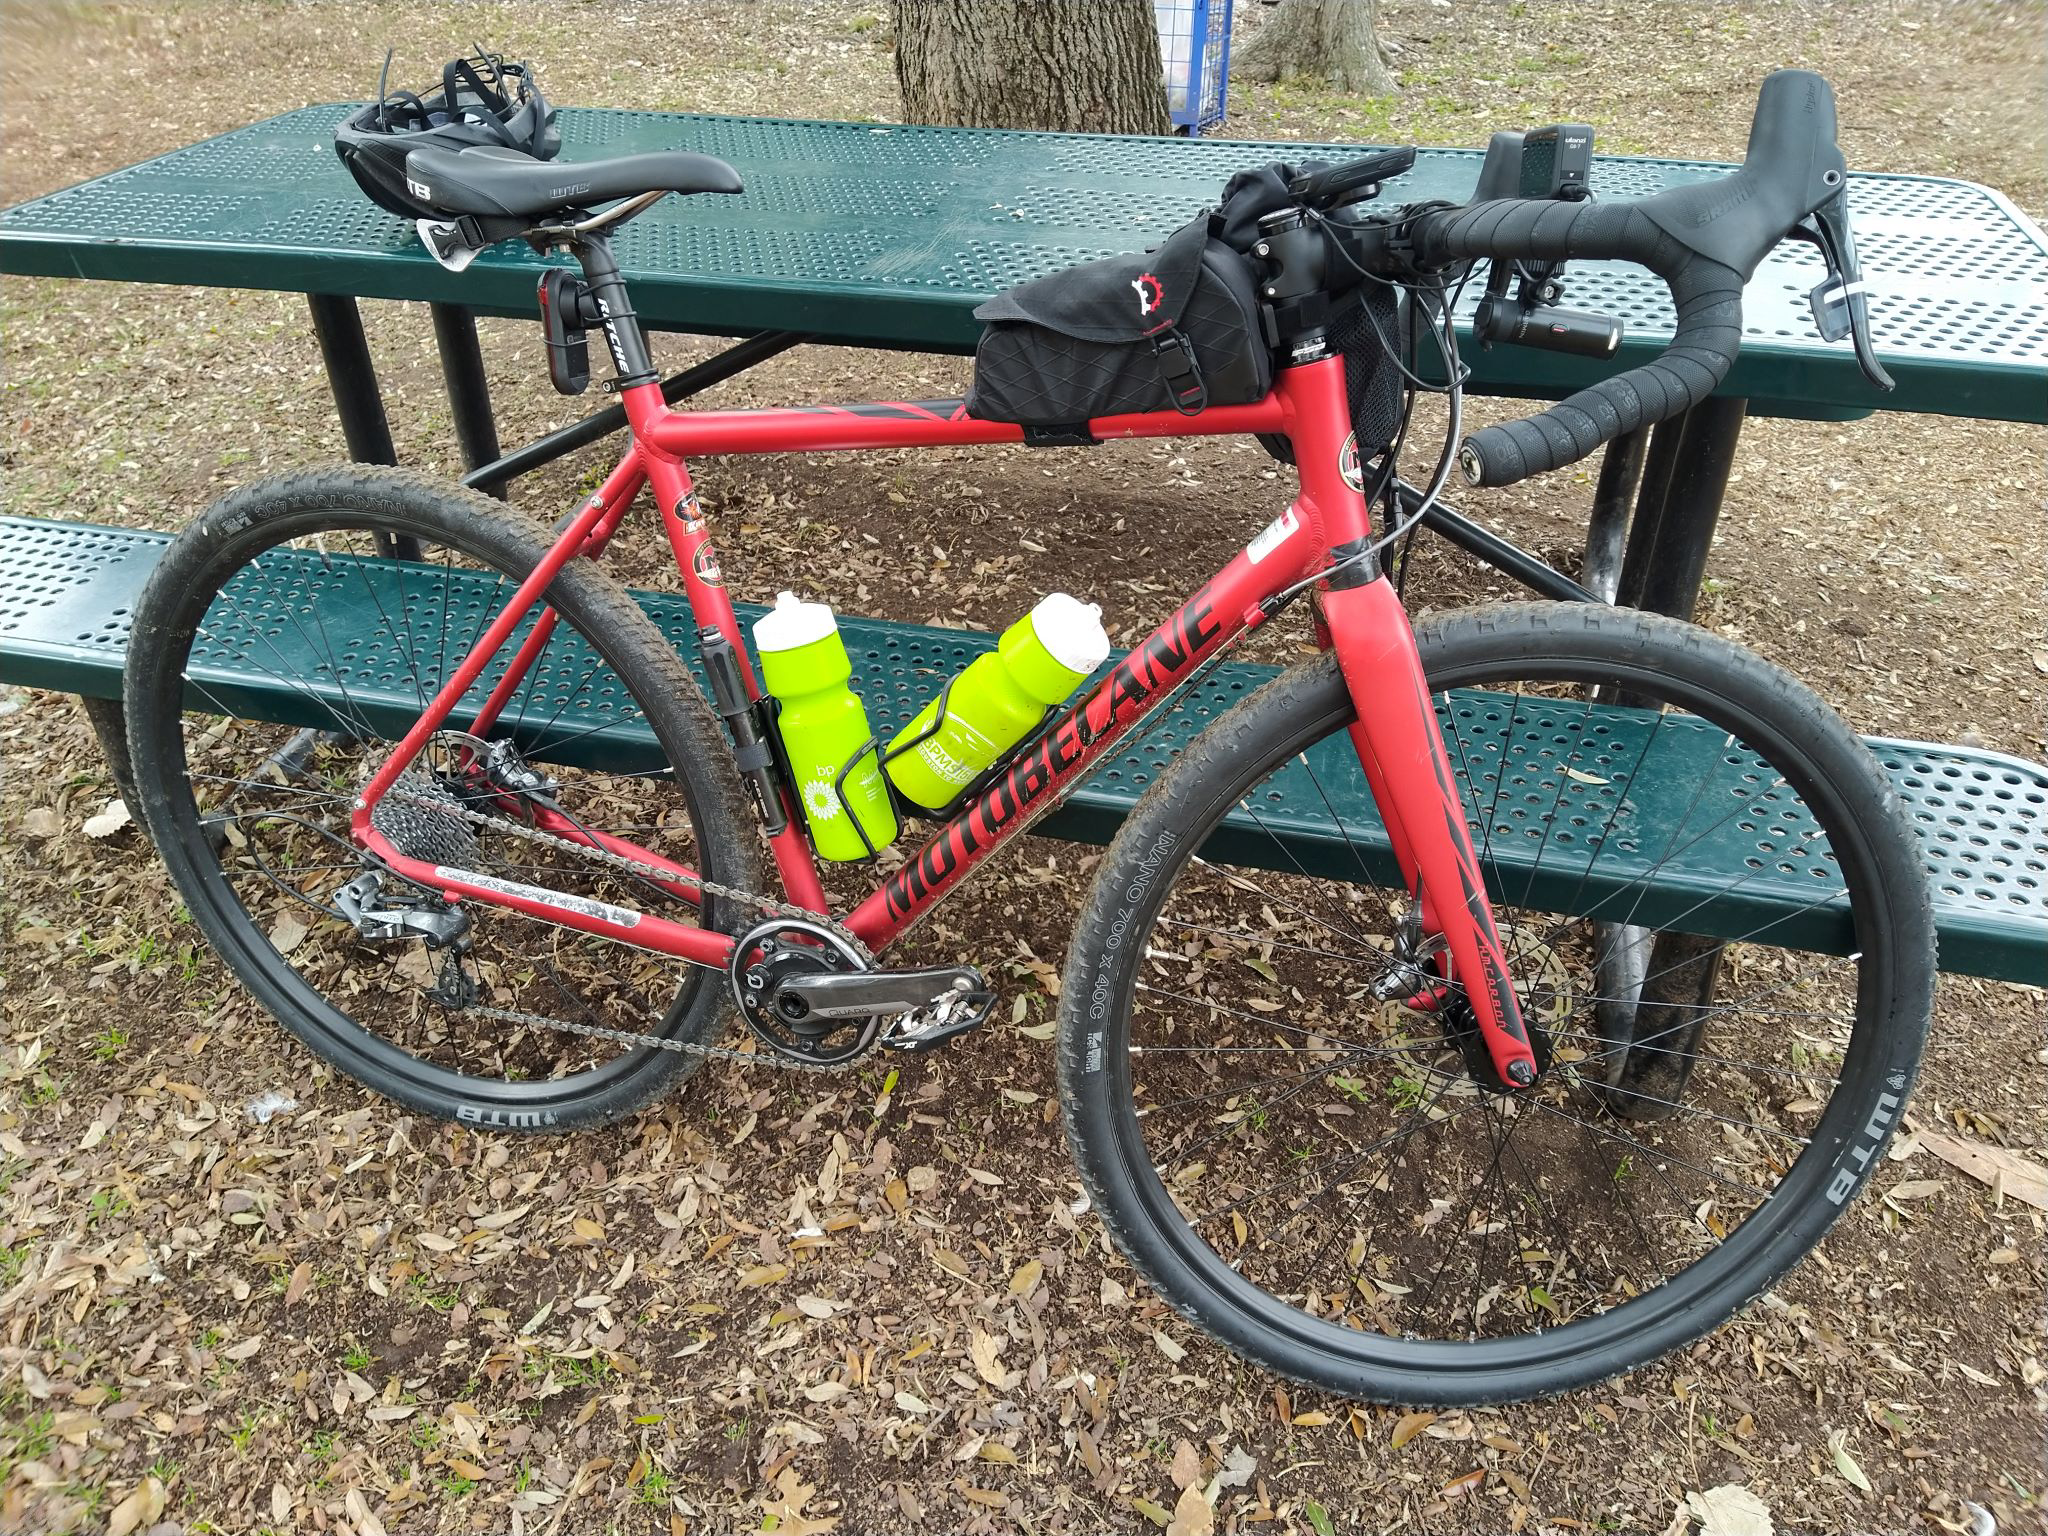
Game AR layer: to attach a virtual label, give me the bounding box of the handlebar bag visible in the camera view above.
[965,215,1271,427]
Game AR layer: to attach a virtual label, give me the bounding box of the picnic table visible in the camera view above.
[4,104,2045,612]
[2,104,2044,982]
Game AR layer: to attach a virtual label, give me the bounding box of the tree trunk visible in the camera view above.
[1235,0,1400,96]
[892,0,1170,135]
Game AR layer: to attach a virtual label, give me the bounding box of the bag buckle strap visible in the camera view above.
[1151,327,1208,416]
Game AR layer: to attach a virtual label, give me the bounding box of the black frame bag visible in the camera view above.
[965,216,1272,428]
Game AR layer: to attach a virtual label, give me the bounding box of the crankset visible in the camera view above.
[728,917,995,1066]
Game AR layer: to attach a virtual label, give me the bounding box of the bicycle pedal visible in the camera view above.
[882,988,996,1053]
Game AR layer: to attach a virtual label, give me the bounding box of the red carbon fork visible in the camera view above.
[1322,575,1540,1088]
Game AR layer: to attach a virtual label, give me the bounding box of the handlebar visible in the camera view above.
[1329,70,1879,488]
[1413,197,1745,485]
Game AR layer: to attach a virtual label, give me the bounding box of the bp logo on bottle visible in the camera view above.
[802,777,843,823]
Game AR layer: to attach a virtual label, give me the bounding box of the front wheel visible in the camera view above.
[1059,602,1932,1404]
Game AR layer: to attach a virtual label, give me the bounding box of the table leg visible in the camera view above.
[307,292,397,467]
[430,302,505,500]
[305,293,421,560]
[1615,395,1748,622]
[1582,427,1647,603]
[78,695,139,811]
[1600,395,1749,1117]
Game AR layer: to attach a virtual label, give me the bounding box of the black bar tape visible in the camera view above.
[1416,200,1744,487]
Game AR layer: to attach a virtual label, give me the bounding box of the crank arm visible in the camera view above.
[772,964,986,1021]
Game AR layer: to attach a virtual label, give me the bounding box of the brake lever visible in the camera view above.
[1787,192,1894,392]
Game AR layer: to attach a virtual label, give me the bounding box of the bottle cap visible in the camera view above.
[1028,592,1110,677]
[751,591,837,653]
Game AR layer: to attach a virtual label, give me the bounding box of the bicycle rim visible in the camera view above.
[125,471,754,1128]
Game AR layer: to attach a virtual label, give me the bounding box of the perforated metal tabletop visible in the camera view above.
[3,105,2044,421]
[3,515,2039,982]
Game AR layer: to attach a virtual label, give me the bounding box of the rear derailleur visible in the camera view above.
[333,872,477,1009]
[728,918,995,1069]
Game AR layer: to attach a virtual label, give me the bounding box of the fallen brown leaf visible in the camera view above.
[1391,1410,1436,1449]
[1916,1129,2048,1210]
[105,1477,166,1536]
[1166,1480,1217,1536]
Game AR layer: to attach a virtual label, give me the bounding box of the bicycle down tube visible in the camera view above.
[352,355,1534,1084]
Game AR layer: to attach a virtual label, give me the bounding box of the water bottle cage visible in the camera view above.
[809,671,1061,859]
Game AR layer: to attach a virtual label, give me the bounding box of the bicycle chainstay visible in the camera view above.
[383,782,870,1073]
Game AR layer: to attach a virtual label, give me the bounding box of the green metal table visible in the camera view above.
[3,104,2045,614]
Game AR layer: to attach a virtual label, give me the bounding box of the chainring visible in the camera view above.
[729,918,881,1068]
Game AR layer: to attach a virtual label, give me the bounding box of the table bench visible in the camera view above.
[2,514,2041,984]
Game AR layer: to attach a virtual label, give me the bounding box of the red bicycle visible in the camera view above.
[126,70,1932,1402]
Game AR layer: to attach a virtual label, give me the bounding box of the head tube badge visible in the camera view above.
[1247,507,1302,564]
[1338,431,1366,494]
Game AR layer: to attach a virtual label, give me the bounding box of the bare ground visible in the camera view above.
[1,3,2044,1535]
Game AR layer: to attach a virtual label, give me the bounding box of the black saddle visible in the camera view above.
[402,143,742,222]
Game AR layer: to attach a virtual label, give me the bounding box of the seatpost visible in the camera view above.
[572,235,658,389]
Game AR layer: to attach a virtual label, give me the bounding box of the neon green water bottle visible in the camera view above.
[885,592,1110,811]
[753,593,898,861]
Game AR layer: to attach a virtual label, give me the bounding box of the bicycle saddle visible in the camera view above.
[401,142,742,222]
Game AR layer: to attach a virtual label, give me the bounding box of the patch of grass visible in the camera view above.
[406,1275,460,1313]
[90,1024,130,1062]
[228,1409,264,1455]
[6,1409,57,1472]
[65,1481,108,1523]
[638,1467,673,1506]
[341,1343,373,1372]
[554,1354,615,1388]
[86,1188,130,1225]
[22,1074,61,1109]
[0,1242,32,1286]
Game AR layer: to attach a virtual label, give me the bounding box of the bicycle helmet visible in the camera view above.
[334,49,561,222]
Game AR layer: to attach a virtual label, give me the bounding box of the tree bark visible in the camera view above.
[892,0,1170,135]
[1235,0,1400,96]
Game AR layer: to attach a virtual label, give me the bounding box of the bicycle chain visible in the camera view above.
[384,782,871,1073]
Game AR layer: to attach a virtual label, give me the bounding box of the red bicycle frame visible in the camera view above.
[349,355,1537,1085]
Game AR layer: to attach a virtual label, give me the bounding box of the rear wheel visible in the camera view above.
[1059,602,1932,1403]
[123,468,760,1132]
